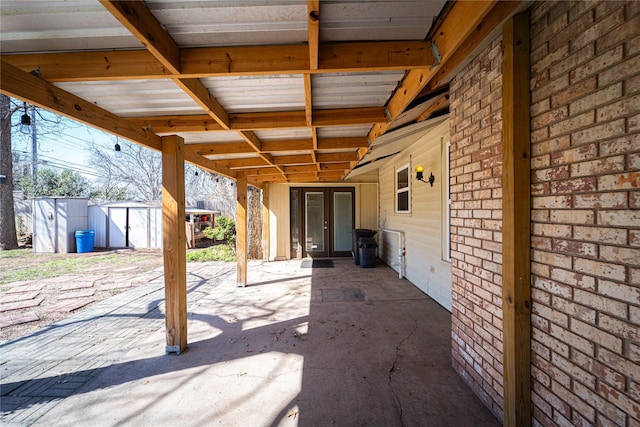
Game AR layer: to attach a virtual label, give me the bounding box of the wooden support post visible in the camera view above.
[501,11,531,427]
[261,183,270,261]
[161,135,187,354]
[236,172,248,287]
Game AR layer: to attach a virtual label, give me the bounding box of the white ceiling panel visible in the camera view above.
[56,80,204,117]
[253,128,312,141]
[180,132,247,144]
[0,1,141,53]
[313,71,404,109]
[202,75,306,113]
[147,0,308,47]
[317,124,373,138]
[320,1,446,41]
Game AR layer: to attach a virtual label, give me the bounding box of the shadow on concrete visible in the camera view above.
[1,260,499,426]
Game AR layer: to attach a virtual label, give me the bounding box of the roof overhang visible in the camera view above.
[1,0,525,185]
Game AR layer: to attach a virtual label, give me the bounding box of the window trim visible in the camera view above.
[395,162,411,214]
[442,141,451,262]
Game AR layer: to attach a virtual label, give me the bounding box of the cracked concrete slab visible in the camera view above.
[1,260,499,426]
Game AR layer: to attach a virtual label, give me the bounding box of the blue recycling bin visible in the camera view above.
[75,230,95,253]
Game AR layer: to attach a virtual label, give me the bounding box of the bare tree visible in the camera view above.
[0,94,18,249]
[1,97,79,249]
[89,138,162,202]
[247,186,263,259]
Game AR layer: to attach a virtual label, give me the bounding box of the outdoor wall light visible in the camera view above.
[114,142,123,158]
[415,165,435,187]
[19,104,31,134]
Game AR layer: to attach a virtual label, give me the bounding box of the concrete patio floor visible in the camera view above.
[1,259,499,426]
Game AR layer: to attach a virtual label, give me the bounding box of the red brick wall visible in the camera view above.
[449,36,505,419]
[530,1,640,425]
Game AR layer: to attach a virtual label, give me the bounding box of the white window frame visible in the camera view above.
[395,163,411,214]
[442,141,451,262]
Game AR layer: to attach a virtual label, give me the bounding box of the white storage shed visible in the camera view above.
[32,197,89,253]
[88,202,163,249]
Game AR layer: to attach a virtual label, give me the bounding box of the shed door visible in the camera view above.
[108,207,127,248]
[34,199,56,253]
[128,208,149,248]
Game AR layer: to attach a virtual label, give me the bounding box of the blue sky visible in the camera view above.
[11,104,115,181]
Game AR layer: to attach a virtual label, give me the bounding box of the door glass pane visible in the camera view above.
[305,192,324,252]
[291,189,300,254]
[333,192,353,252]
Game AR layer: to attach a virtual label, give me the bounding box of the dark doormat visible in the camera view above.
[301,259,334,268]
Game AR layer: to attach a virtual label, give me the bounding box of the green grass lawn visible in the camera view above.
[0,249,157,284]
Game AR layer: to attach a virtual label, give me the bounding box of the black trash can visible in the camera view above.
[351,229,377,265]
[358,237,378,268]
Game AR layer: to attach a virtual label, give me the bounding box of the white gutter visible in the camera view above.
[380,228,405,279]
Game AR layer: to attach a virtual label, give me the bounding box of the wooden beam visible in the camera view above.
[283,164,318,174]
[261,184,270,261]
[174,78,230,128]
[310,127,319,170]
[272,154,314,165]
[230,111,307,130]
[320,162,351,171]
[318,41,435,72]
[244,167,280,176]
[501,11,531,427]
[236,172,248,288]
[128,115,224,133]
[316,152,358,163]
[368,0,497,141]
[2,41,438,82]
[223,158,269,168]
[317,137,368,150]
[100,0,281,179]
[185,138,360,154]
[261,139,314,152]
[183,151,237,180]
[428,1,521,89]
[308,0,320,70]
[304,73,313,127]
[314,107,387,127]
[161,135,187,354]
[306,0,319,126]
[416,95,448,122]
[99,0,181,74]
[181,44,309,77]
[0,50,170,82]
[185,143,253,155]
[127,108,386,133]
[0,60,161,151]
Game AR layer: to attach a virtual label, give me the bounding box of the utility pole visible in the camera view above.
[30,107,37,175]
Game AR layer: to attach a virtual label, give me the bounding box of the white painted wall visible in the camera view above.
[378,120,452,311]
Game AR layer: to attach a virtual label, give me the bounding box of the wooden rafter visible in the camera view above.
[99,0,181,74]
[367,0,499,144]
[0,0,521,184]
[416,95,448,122]
[99,0,287,181]
[428,1,522,90]
[1,60,242,179]
[0,60,161,151]
[306,0,320,174]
